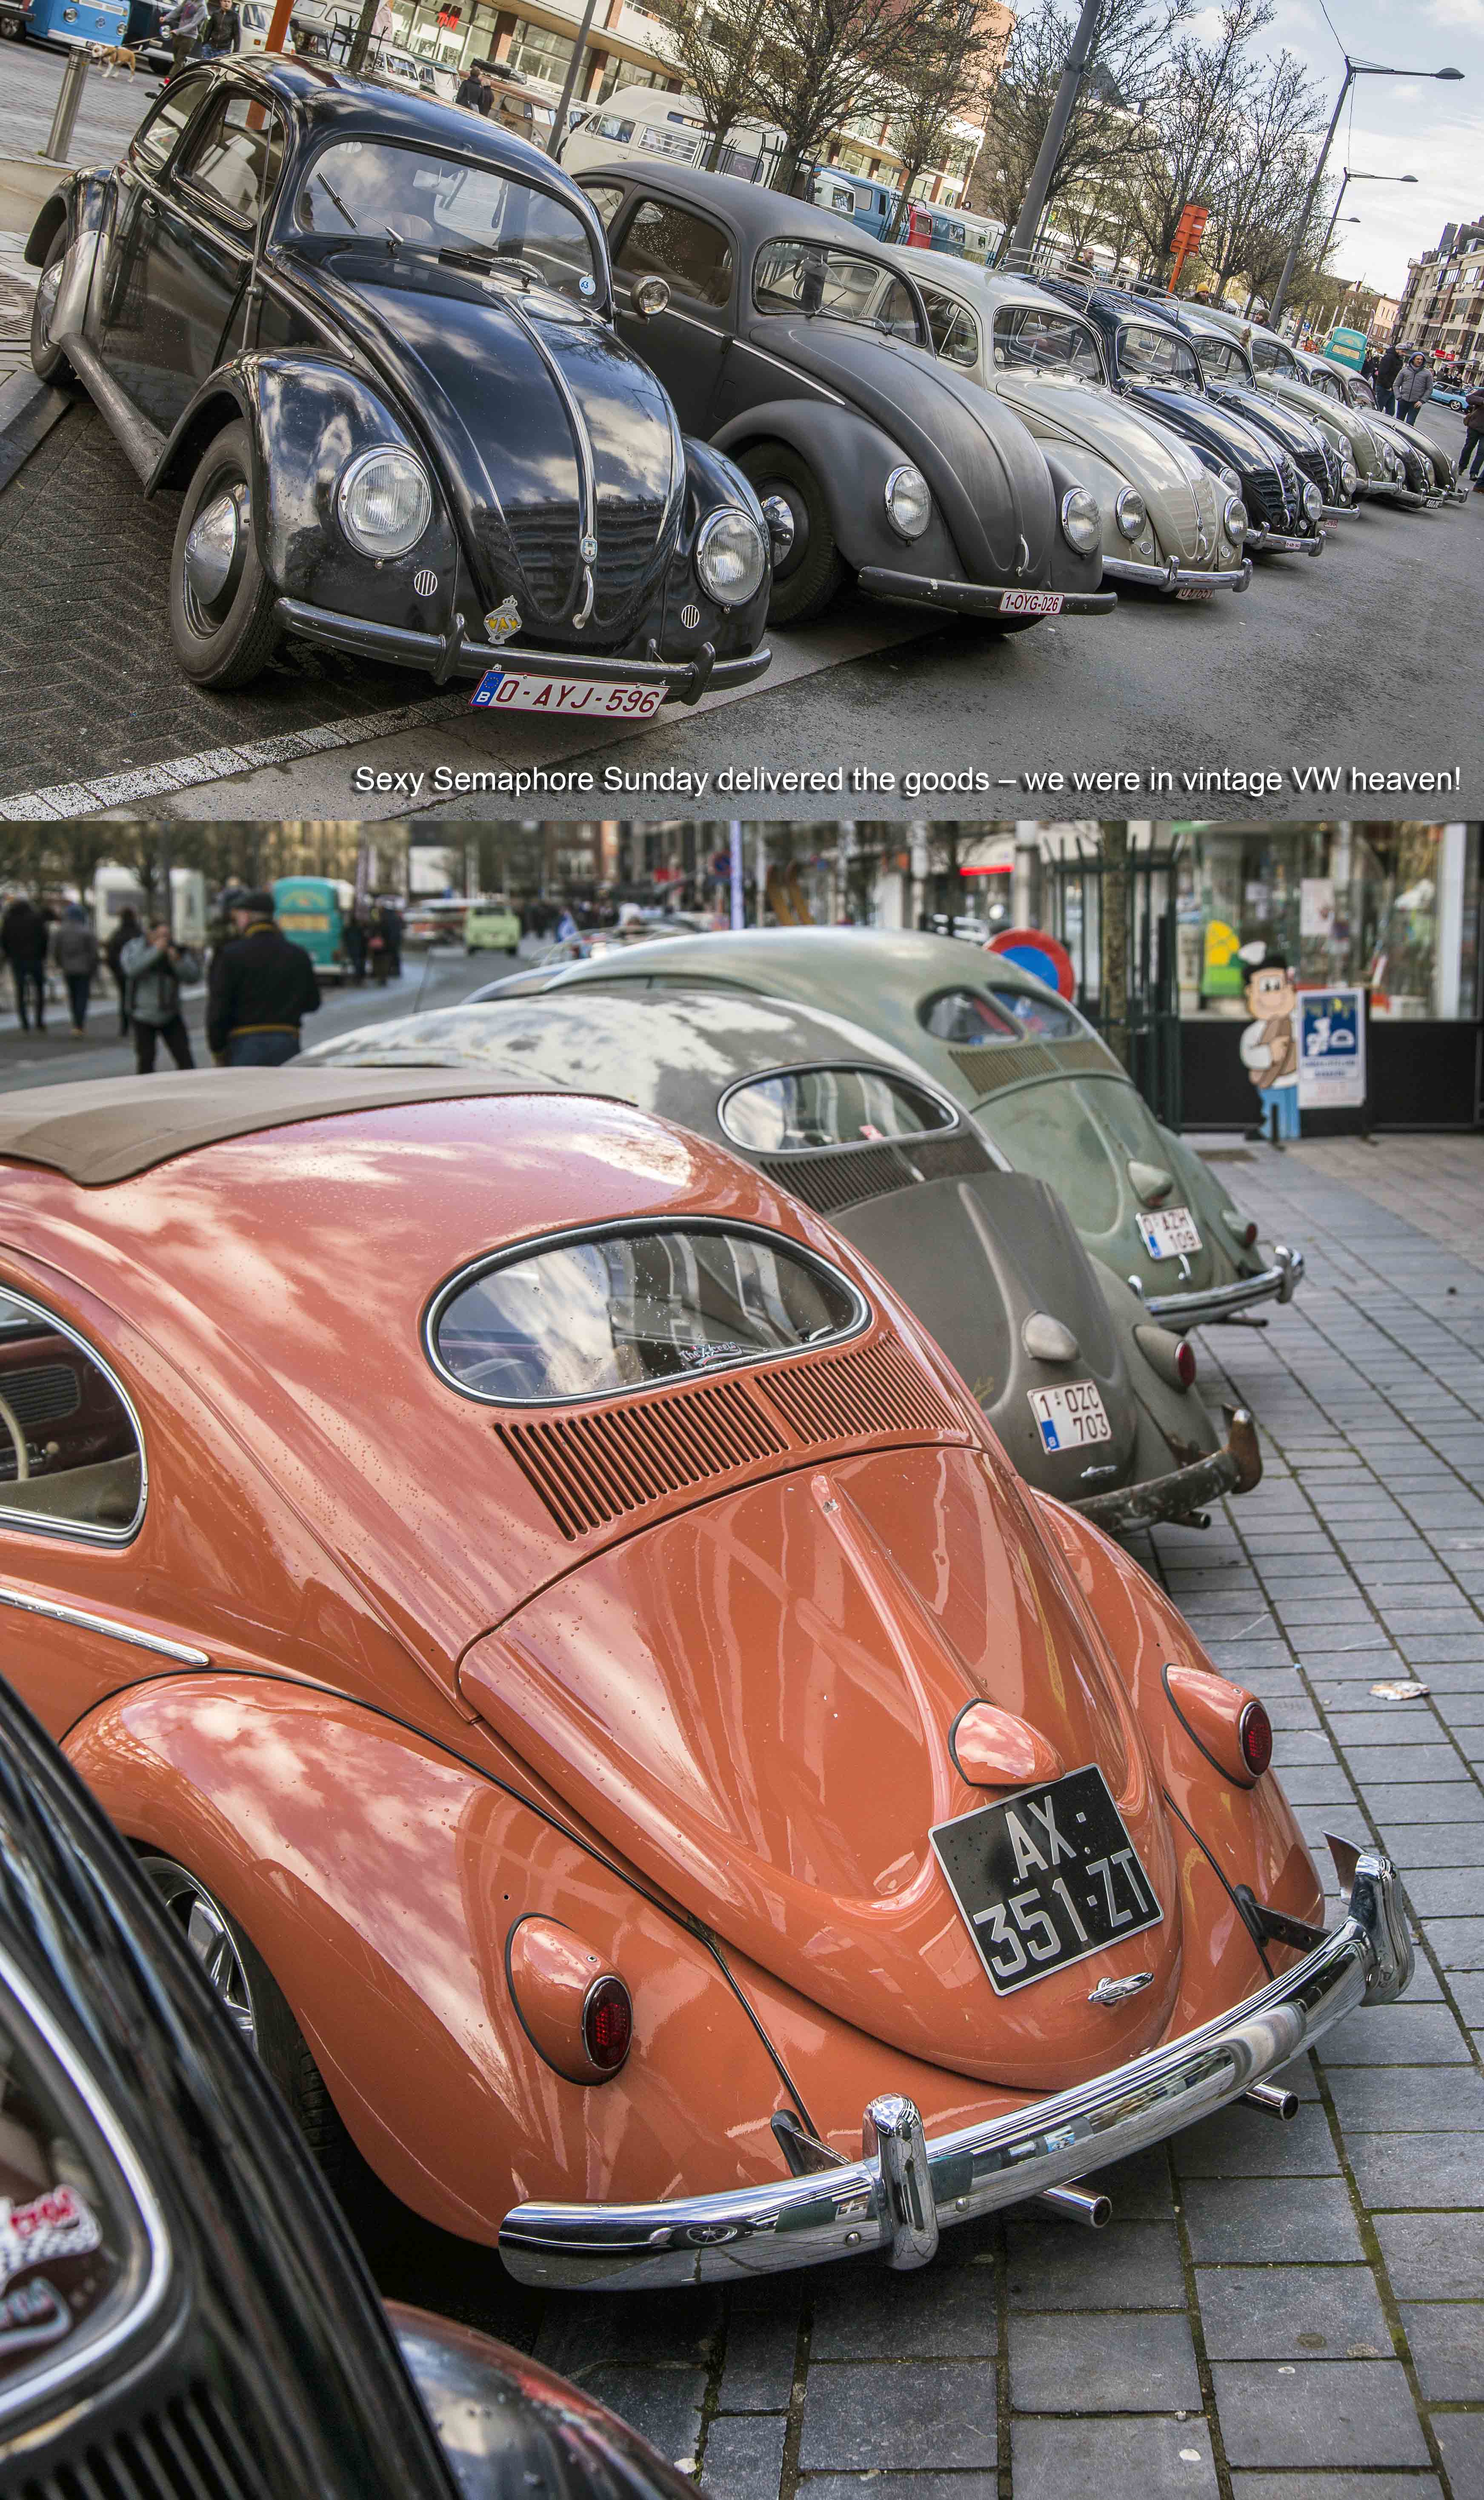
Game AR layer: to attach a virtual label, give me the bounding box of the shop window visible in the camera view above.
[502,16,572,85]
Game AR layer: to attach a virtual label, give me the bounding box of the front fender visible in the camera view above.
[63,1675,794,2240]
[669,435,772,658]
[1039,446,1109,594]
[712,397,966,581]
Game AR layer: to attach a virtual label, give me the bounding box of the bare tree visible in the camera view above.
[1202,46,1321,293]
[966,0,1189,241]
[883,0,1000,238]
[644,0,772,166]
[1129,0,1274,273]
[750,0,995,195]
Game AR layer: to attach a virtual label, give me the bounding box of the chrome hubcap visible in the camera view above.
[35,262,60,344]
[761,492,795,561]
[141,1856,257,2049]
[183,488,241,606]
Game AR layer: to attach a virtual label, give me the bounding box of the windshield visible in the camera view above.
[993,304,1104,381]
[1308,364,1342,398]
[431,1226,864,1402]
[752,240,925,342]
[721,1067,955,1152]
[292,141,601,304]
[1119,323,1201,386]
[1197,333,1252,382]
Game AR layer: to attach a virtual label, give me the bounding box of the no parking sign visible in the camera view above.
[1297,986,1367,1111]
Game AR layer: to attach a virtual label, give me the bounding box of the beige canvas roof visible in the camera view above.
[0,1068,563,1187]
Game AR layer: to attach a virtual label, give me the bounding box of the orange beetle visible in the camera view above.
[0,1070,1409,2290]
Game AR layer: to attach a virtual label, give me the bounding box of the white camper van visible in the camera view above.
[560,86,781,183]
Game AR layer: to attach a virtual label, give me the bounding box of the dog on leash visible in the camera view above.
[88,38,140,72]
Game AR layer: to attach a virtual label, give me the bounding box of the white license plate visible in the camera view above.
[1028,1381,1111,1452]
[1140,1206,1203,1258]
[1175,585,1216,601]
[999,590,1063,616]
[471,668,665,718]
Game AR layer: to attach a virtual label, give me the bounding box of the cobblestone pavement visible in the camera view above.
[366,1133,1484,2500]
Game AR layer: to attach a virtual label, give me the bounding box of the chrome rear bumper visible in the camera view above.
[1142,1243,1304,1326]
[1071,1404,1261,1531]
[498,1846,1410,2289]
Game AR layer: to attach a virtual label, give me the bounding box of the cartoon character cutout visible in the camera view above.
[1238,942,1300,1142]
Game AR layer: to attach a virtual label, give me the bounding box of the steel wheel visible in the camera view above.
[140,1855,257,2049]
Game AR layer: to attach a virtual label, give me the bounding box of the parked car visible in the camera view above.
[1121,297,1356,517]
[1432,380,1469,412]
[1180,306,1415,504]
[303,986,1262,1531]
[484,927,1307,1327]
[1318,355,1469,505]
[0,1674,710,2493]
[1040,279,1325,558]
[1287,346,1447,507]
[576,165,1116,630]
[26,59,772,706]
[0,1068,1402,2294]
[808,167,897,240]
[464,896,523,955]
[878,258,1252,598]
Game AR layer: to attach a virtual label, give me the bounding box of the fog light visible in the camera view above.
[583,1974,633,2073]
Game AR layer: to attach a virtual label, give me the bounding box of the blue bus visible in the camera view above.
[3,0,129,45]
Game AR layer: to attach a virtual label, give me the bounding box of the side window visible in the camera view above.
[178,91,285,223]
[129,76,209,177]
[0,1292,143,1541]
[616,198,733,306]
[584,182,628,232]
[1250,337,1278,371]
[923,289,978,369]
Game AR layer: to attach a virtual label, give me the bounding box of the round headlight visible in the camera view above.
[1060,486,1101,556]
[884,463,932,540]
[336,447,433,559]
[695,505,767,606]
[1115,487,1145,540]
[1342,458,1358,489]
[1302,481,1323,520]
[1223,494,1248,542]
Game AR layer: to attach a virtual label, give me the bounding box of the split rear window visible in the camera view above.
[429,1225,864,1404]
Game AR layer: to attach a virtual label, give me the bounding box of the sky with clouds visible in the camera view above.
[1193,0,1482,296]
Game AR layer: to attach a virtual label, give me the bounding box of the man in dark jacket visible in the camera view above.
[1464,382,1484,486]
[1,895,52,1033]
[206,891,321,1065]
[104,907,140,1035]
[1374,341,1404,417]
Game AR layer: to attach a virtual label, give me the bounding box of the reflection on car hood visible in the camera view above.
[1126,382,1284,480]
[1207,382,1332,461]
[989,375,1214,557]
[1261,374,1380,470]
[750,316,1056,584]
[290,251,682,630]
[461,1442,1184,2093]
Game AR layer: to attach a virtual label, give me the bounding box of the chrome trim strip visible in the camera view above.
[732,338,849,407]
[1144,1243,1304,1324]
[0,1284,147,1544]
[502,295,596,600]
[0,1587,207,1664]
[498,1850,1410,2288]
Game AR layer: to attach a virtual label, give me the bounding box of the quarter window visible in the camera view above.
[429,1226,864,1404]
[922,289,979,369]
[616,198,733,306]
[721,1067,956,1152]
[919,989,1023,1045]
[179,91,285,221]
[0,1293,143,1541]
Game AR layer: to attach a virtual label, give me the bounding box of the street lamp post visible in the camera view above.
[1270,54,1463,324]
[1316,168,1418,273]
[1002,0,1104,272]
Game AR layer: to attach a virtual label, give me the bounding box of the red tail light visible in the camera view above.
[1164,1662,1271,1786]
[583,1976,633,2073]
[1175,1339,1197,1391]
[1241,1221,1259,1249]
[1239,1699,1273,1778]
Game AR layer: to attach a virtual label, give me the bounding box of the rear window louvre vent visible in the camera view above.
[496,1377,789,1538]
[1046,1037,1120,1077]
[759,1335,962,1448]
[757,1144,913,1214]
[0,1363,83,1427]
[949,1042,1058,1091]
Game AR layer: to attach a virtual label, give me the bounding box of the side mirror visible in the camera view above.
[632,274,671,320]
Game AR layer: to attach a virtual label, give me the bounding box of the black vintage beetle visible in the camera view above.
[1040,277,1327,559]
[1113,295,1358,519]
[0,1668,705,2500]
[26,56,772,706]
[576,164,1118,630]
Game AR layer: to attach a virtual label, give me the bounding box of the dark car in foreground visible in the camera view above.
[576,164,1118,630]
[0,1672,705,2498]
[26,58,771,710]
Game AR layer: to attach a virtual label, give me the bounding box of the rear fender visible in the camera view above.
[64,1675,795,2240]
[712,398,965,579]
[1035,1496,1324,1940]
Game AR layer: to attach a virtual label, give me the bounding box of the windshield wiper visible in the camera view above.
[437,241,543,288]
[312,173,357,229]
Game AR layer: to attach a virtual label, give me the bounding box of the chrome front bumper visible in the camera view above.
[1141,1243,1304,1326]
[1102,554,1253,593]
[1358,480,1431,509]
[498,1846,1410,2290]
[855,567,1117,618]
[1248,527,1324,556]
[1072,1404,1261,1532]
[274,598,771,707]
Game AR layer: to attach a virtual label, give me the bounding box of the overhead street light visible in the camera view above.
[1317,169,1418,270]
[1270,54,1464,322]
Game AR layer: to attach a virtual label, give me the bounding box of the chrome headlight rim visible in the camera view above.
[1114,486,1145,541]
[1223,493,1248,543]
[694,504,768,607]
[1302,480,1324,521]
[335,445,434,560]
[1060,485,1101,556]
[884,462,932,542]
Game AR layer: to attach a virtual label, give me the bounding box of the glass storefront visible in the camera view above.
[503,15,573,85]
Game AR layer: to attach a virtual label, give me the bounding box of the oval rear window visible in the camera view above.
[919,989,1022,1045]
[720,1067,955,1154]
[428,1224,866,1405]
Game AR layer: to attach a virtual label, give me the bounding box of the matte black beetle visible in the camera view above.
[26,55,772,705]
[576,163,1118,631]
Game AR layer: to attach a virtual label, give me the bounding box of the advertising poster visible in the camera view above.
[1297,986,1367,1112]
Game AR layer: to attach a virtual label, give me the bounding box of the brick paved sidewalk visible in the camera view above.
[378,1134,1484,2500]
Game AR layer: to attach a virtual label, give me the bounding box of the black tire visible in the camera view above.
[738,441,845,627]
[138,1852,353,2187]
[30,228,74,387]
[169,418,280,689]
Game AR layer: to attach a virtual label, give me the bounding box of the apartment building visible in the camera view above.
[1394,217,1484,377]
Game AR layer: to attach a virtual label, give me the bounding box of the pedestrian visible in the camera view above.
[50,905,100,1037]
[367,903,392,985]
[1374,339,1404,418]
[121,919,200,1074]
[1394,352,1433,427]
[104,907,139,1036]
[456,62,484,109]
[206,889,320,1066]
[0,893,51,1035]
[1463,381,1484,488]
[344,910,369,985]
[200,0,234,50]
[162,0,206,75]
[383,898,404,978]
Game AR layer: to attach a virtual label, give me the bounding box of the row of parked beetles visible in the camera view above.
[26,49,1467,709]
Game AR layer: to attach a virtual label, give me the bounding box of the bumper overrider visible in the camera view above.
[855,568,1117,617]
[1358,481,1432,509]
[1141,1242,1304,1327]
[1102,555,1253,593]
[498,1845,1411,2289]
[273,599,771,708]
[1071,1404,1261,1532]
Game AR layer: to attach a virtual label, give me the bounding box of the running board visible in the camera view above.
[57,335,165,484]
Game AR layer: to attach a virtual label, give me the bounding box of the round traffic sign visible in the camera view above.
[987,927,1076,999]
